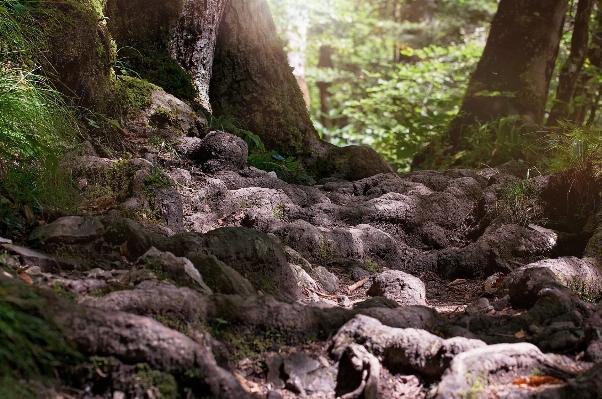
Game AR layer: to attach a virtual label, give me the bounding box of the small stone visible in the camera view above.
[310,266,339,294]
[113,391,125,399]
[337,295,351,307]
[29,216,104,244]
[491,295,510,311]
[465,297,493,316]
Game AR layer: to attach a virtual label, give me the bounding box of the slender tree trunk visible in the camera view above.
[209,0,321,157]
[570,2,602,124]
[447,0,568,145]
[547,0,596,126]
[317,45,334,132]
[169,0,227,112]
[284,4,311,108]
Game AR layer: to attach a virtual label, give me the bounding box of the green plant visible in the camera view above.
[0,279,81,384]
[494,176,546,226]
[364,258,379,272]
[144,165,171,192]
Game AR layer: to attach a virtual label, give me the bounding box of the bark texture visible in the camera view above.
[169,0,227,111]
[209,0,322,157]
[448,0,568,144]
[547,0,596,125]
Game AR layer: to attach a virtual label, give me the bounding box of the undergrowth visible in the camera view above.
[0,1,81,235]
[0,278,81,397]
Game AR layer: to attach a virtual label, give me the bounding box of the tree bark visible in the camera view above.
[209,0,321,158]
[547,0,596,126]
[169,0,227,112]
[447,0,568,145]
[317,45,334,132]
[570,2,602,124]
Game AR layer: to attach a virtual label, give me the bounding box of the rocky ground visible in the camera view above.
[2,91,602,399]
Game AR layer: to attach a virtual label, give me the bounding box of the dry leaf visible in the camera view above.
[96,368,107,378]
[233,371,261,394]
[22,204,35,224]
[512,375,564,387]
[16,267,33,285]
[447,278,467,286]
[514,329,527,339]
[120,241,131,260]
[2,271,13,278]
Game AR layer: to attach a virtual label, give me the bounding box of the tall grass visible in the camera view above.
[0,1,81,229]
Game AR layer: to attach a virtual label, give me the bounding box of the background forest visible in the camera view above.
[269,0,602,172]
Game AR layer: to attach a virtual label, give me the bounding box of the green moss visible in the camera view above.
[112,75,157,118]
[135,363,178,399]
[364,258,379,272]
[315,237,336,264]
[49,281,77,302]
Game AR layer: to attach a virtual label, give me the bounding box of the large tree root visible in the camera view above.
[330,314,486,379]
[50,299,250,398]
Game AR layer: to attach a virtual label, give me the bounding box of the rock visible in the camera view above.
[465,297,493,315]
[335,344,380,399]
[86,268,113,280]
[316,145,394,181]
[289,263,319,292]
[266,352,336,395]
[284,246,313,271]
[151,185,185,232]
[367,270,426,306]
[434,343,581,399]
[353,296,399,310]
[3,244,58,272]
[186,252,255,295]
[0,237,13,245]
[519,257,602,298]
[199,227,301,300]
[29,216,104,244]
[174,136,203,159]
[337,295,351,307]
[135,247,212,294]
[491,295,510,311]
[195,131,248,173]
[266,391,284,399]
[331,314,485,378]
[167,168,192,186]
[310,266,339,294]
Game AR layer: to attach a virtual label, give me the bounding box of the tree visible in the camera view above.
[447,0,569,146]
[547,0,596,126]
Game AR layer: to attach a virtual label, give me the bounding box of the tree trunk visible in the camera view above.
[317,45,334,132]
[169,0,227,112]
[570,2,602,124]
[283,4,311,108]
[209,0,321,158]
[447,0,568,145]
[547,0,596,126]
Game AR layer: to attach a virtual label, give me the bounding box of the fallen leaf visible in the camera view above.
[16,267,33,285]
[120,241,131,260]
[22,204,35,224]
[447,278,466,286]
[512,375,564,387]
[233,371,261,393]
[514,329,527,339]
[96,368,107,378]
[2,271,13,278]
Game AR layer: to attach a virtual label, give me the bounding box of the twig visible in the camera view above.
[347,278,370,293]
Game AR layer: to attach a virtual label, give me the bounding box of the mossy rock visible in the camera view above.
[105,0,195,101]
[36,0,116,110]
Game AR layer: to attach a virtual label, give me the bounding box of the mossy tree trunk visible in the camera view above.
[547,0,596,126]
[447,0,568,145]
[209,0,322,158]
[169,0,227,112]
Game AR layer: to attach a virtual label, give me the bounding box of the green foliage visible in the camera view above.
[340,41,484,171]
[495,178,546,226]
[0,279,80,382]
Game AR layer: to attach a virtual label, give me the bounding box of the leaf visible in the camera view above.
[514,329,527,339]
[512,376,564,387]
[16,267,33,285]
[271,151,286,161]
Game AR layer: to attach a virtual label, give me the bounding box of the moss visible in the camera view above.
[585,227,602,263]
[112,75,157,118]
[315,237,336,264]
[135,363,178,399]
[364,258,379,272]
